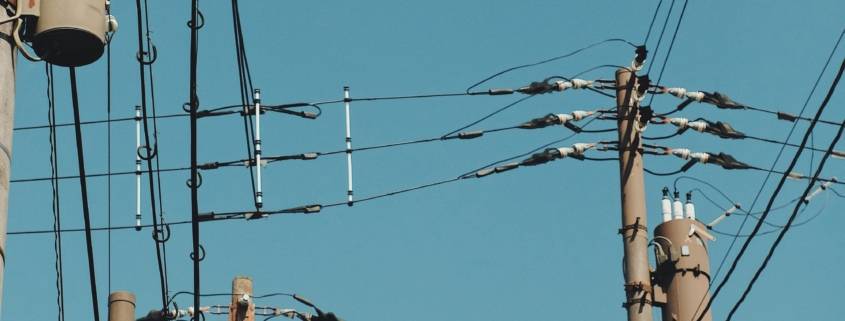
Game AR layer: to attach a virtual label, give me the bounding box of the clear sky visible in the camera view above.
[4,0,845,320]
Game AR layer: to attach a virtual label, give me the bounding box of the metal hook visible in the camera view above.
[137,144,158,161]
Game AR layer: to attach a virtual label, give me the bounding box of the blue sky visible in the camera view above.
[4,0,845,320]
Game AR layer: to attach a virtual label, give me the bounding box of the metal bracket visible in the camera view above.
[618,217,647,235]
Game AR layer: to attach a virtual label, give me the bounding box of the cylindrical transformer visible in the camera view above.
[653,219,713,321]
[33,0,106,67]
[108,291,136,321]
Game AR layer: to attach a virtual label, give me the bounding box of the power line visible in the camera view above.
[69,67,102,321]
[644,0,676,76]
[46,63,64,321]
[647,0,689,107]
[696,53,845,321]
[642,0,664,45]
[725,55,845,321]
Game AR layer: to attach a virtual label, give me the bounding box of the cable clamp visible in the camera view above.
[618,217,647,235]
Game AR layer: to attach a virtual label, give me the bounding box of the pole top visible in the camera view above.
[108,291,136,305]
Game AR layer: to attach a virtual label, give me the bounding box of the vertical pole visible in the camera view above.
[228,276,255,321]
[253,89,262,209]
[188,0,201,319]
[343,86,353,206]
[0,6,15,313]
[135,105,142,230]
[615,68,653,321]
[108,291,137,321]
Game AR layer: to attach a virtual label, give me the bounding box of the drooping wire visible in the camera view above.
[69,67,102,321]
[697,54,845,321]
[725,57,845,321]
[465,38,637,94]
[47,63,65,321]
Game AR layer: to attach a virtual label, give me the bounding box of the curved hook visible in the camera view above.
[136,45,158,65]
[186,9,205,29]
[189,244,206,262]
[152,223,171,243]
[185,171,203,189]
[137,144,158,161]
[13,19,40,62]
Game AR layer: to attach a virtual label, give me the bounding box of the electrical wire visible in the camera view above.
[725,56,845,321]
[188,0,202,319]
[231,0,258,211]
[642,0,665,45]
[106,1,113,297]
[696,52,845,321]
[465,38,637,94]
[647,0,689,107]
[69,67,102,321]
[645,0,676,76]
[46,63,65,321]
[134,0,169,307]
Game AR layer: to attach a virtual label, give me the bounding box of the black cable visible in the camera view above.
[645,0,676,76]
[440,95,534,138]
[643,0,664,45]
[13,113,185,131]
[231,0,258,210]
[644,167,684,176]
[134,0,169,307]
[465,38,636,94]
[47,63,65,321]
[106,1,112,297]
[188,0,202,319]
[647,0,689,107]
[726,58,845,321]
[69,67,102,321]
[698,54,845,321]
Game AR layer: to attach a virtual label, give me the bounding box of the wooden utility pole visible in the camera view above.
[616,68,653,321]
[0,5,17,314]
[108,291,137,321]
[229,276,255,321]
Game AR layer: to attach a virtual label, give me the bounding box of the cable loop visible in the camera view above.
[186,10,205,29]
[189,244,206,262]
[152,223,171,243]
[185,172,203,189]
[136,45,158,65]
[137,144,158,161]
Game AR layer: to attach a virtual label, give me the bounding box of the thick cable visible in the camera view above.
[69,67,101,321]
[47,63,65,321]
[697,53,845,321]
[645,0,676,76]
[188,0,202,318]
[647,0,689,106]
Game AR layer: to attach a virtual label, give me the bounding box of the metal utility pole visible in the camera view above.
[615,68,653,321]
[108,291,137,321]
[228,276,255,321]
[0,5,16,313]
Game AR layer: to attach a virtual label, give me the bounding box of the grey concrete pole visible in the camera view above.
[616,68,653,321]
[108,291,137,321]
[0,4,17,314]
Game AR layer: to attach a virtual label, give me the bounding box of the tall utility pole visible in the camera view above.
[616,68,653,321]
[228,276,255,321]
[0,6,17,313]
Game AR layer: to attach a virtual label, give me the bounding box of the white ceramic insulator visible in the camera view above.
[572,143,595,154]
[686,91,706,101]
[673,197,684,220]
[556,113,573,123]
[661,197,672,222]
[685,201,696,220]
[669,117,689,129]
[671,148,691,160]
[554,80,572,91]
[690,152,710,163]
[571,110,594,121]
[687,121,708,132]
[556,147,575,158]
[667,87,687,99]
[570,78,593,89]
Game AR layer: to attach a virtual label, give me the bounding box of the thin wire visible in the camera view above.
[645,0,676,76]
[698,52,845,321]
[106,3,113,296]
[643,0,665,45]
[231,0,258,210]
[69,67,102,321]
[47,63,65,321]
[465,38,636,94]
[647,0,689,106]
[440,95,534,138]
[726,57,845,321]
